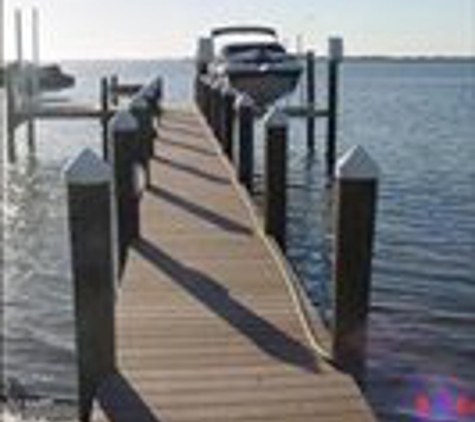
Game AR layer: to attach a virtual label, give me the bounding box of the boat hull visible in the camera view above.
[225,69,301,111]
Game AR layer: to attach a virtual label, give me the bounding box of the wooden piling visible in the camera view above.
[326,37,344,181]
[306,51,316,153]
[210,80,222,141]
[264,108,288,251]
[221,84,235,159]
[129,96,156,184]
[66,149,115,422]
[332,145,378,380]
[194,74,203,112]
[26,72,36,155]
[202,76,213,124]
[6,77,17,163]
[110,75,119,106]
[139,77,163,114]
[109,110,141,271]
[196,37,213,76]
[26,7,40,155]
[100,77,110,160]
[235,93,255,192]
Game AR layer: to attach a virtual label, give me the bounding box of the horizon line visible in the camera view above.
[3,53,475,64]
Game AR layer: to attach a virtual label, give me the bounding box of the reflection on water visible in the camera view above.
[3,157,77,421]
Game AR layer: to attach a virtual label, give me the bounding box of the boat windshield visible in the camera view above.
[222,43,286,57]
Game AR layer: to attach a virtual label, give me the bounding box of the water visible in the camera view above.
[2,58,474,421]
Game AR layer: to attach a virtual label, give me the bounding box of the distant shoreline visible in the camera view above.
[62,55,475,63]
[1,55,474,86]
[2,55,474,65]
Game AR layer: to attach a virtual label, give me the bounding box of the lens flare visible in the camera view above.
[415,393,430,417]
[411,374,475,420]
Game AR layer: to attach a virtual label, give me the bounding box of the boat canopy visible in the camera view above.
[211,26,277,38]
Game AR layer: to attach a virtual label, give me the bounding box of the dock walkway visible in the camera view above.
[92,105,375,421]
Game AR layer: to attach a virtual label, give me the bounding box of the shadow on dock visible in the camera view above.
[97,372,162,422]
[153,155,230,186]
[148,184,252,235]
[134,237,319,373]
[158,136,217,157]
[159,121,206,138]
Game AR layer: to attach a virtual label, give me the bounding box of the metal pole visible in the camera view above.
[27,8,40,154]
[15,9,23,65]
[32,8,40,69]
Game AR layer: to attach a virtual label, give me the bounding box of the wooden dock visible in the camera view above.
[90,105,376,422]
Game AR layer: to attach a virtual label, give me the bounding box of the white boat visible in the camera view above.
[197,26,302,111]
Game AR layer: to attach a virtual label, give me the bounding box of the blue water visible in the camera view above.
[2,58,474,421]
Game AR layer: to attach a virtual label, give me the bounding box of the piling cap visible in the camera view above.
[197,37,214,63]
[336,145,379,180]
[234,93,254,110]
[66,148,111,185]
[130,96,149,112]
[138,85,154,101]
[220,79,233,94]
[264,107,287,128]
[109,109,139,133]
[329,37,344,61]
[211,78,223,90]
[143,82,160,99]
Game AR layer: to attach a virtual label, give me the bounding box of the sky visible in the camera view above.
[2,0,474,60]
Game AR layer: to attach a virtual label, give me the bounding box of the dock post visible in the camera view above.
[326,37,344,181]
[202,76,213,124]
[150,77,163,115]
[130,96,156,184]
[209,80,218,139]
[195,36,213,111]
[195,73,206,113]
[138,77,163,116]
[66,149,115,422]
[110,75,119,106]
[221,84,235,159]
[153,77,163,115]
[109,110,141,271]
[100,77,110,160]
[194,74,201,111]
[306,50,316,153]
[26,72,36,155]
[235,93,255,192]
[210,80,222,142]
[264,108,288,251]
[6,77,17,163]
[332,145,378,380]
[198,76,207,119]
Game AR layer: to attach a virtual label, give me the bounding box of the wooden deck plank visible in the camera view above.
[92,105,376,421]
